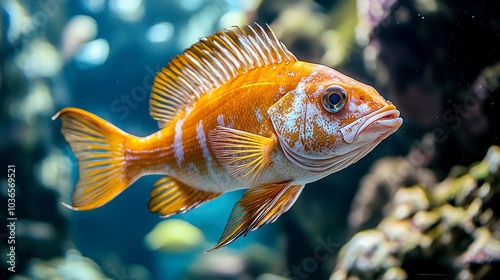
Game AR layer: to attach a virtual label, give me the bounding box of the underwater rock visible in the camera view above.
[61,15,98,60]
[242,243,284,278]
[35,149,72,198]
[460,227,500,264]
[73,38,110,70]
[185,250,249,279]
[256,273,290,280]
[454,62,500,161]
[260,0,358,67]
[357,0,500,173]
[380,267,407,280]
[348,132,438,233]
[266,1,329,63]
[355,0,397,46]
[1,1,70,276]
[12,249,111,280]
[144,219,204,252]
[391,185,429,219]
[96,253,152,280]
[332,146,500,279]
[15,38,62,78]
[333,229,399,276]
[182,243,283,279]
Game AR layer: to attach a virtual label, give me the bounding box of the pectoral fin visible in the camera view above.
[149,176,221,217]
[206,182,305,252]
[209,126,275,188]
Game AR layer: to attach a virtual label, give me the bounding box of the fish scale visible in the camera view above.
[160,65,307,191]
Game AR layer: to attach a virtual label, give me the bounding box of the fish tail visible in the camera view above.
[53,108,140,211]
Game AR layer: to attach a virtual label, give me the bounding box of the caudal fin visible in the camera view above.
[53,108,137,211]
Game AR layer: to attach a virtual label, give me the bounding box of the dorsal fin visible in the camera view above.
[150,23,298,128]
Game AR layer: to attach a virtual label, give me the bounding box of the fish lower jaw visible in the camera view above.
[365,116,402,133]
[340,106,402,144]
[361,110,403,141]
[359,109,401,133]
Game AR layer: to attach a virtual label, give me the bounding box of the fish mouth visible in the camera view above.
[340,104,402,144]
[276,103,402,175]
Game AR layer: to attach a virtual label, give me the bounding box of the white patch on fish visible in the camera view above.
[173,108,191,165]
[187,161,200,174]
[279,85,286,94]
[196,120,215,175]
[276,69,319,151]
[217,114,225,126]
[174,120,185,165]
[255,108,263,123]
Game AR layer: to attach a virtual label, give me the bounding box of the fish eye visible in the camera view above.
[322,85,347,113]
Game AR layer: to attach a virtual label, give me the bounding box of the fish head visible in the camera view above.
[268,64,403,176]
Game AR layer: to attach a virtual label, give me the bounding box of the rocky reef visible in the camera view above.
[11,249,111,280]
[329,1,500,277]
[332,145,500,279]
[357,0,500,173]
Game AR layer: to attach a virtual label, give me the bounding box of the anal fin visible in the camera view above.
[149,176,221,217]
[206,182,304,252]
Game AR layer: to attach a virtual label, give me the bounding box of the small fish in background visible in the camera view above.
[53,23,402,251]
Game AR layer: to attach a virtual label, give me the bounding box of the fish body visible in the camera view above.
[139,61,310,193]
[54,24,402,251]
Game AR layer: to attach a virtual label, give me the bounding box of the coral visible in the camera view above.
[332,146,500,279]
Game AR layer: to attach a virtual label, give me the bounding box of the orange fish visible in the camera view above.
[53,23,402,251]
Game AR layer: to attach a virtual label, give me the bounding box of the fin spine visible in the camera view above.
[149,23,297,128]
